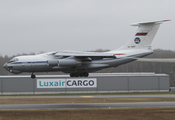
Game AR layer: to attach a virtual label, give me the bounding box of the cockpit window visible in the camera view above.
[8,58,19,63]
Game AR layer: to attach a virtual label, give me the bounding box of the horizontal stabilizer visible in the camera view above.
[131,20,171,26]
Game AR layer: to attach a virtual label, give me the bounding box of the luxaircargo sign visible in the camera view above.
[37,78,97,88]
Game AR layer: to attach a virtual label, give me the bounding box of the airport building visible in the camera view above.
[0,73,169,95]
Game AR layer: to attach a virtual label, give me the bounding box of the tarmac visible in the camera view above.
[0,95,175,99]
[0,102,175,110]
[0,95,175,110]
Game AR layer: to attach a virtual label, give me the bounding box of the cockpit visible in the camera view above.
[3,57,22,74]
[8,57,19,63]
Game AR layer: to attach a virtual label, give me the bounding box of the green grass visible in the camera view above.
[0,108,175,120]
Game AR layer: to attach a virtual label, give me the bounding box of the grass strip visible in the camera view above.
[0,108,175,120]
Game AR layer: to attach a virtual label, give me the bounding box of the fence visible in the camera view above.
[0,73,170,95]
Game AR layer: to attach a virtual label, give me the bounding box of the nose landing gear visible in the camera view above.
[31,73,36,79]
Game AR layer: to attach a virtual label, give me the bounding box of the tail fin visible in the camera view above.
[120,20,170,49]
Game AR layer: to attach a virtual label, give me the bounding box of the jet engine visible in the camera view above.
[47,60,58,66]
[47,59,81,66]
[59,59,81,66]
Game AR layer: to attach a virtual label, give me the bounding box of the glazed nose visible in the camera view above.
[3,63,8,70]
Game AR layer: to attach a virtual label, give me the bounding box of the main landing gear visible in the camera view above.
[30,72,89,78]
[31,73,36,79]
[70,72,89,77]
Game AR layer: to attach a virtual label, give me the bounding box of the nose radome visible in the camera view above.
[3,63,8,70]
[3,63,7,67]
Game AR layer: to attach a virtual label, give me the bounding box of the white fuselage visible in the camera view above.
[3,48,153,74]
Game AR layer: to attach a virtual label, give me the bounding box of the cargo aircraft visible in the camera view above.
[3,20,170,78]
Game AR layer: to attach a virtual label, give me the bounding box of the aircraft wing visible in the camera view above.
[136,58,175,62]
[55,50,115,58]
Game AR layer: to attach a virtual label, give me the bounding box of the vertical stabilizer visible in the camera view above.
[120,20,170,49]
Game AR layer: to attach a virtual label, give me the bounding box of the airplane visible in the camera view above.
[3,20,170,79]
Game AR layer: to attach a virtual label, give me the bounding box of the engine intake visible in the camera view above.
[47,60,58,66]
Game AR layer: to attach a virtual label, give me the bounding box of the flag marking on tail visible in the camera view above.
[135,32,148,36]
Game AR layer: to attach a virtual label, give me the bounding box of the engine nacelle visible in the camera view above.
[47,59,81,66]
[47,60,58,66]
[59,59,80,66]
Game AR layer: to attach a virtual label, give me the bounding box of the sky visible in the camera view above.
[0,0,175,56]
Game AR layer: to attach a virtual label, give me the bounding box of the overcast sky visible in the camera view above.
[0,0,175,56]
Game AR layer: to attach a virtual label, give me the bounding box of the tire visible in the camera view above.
[31,74,36,79]
[79,73,84,77]
[75,73,79,77]
[70,73,74,77]
[84,72,89,77]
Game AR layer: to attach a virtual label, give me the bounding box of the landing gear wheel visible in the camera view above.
[70,72,89,77]
[70,73,77,77]
[75,73,79,77]
[79,73,84,77]
[84,72,89,77]
[31,74,36,79]
[70,73,74,77]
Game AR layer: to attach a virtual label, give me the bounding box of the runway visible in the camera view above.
[0,95,175,99]
[0,102,175,110]
[0,95,175,110]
